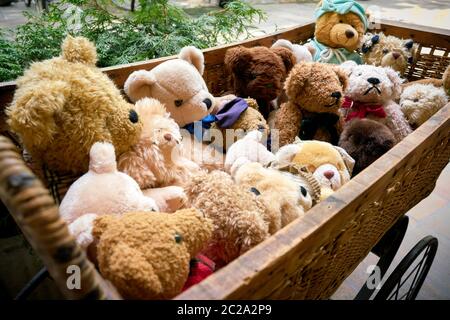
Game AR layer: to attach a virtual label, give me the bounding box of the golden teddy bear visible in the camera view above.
[306,0,368,64]
[7,36,142,176]
[93,209,213,300]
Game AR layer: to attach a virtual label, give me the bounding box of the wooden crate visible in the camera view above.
[0,20,449,299]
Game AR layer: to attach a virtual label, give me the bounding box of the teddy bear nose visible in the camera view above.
[345,30,355,38]
[367,77,381,85]
[331,91,342,99]
[129,109,139,123]
[203,98,212,109]
[164,133,172,141]
[324,170,335,180]
[392,52,401,59]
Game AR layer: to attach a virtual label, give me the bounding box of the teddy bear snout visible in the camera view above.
[129,109,139,123]
[324,170,335,180]
[392,52,401,60]
[203,98,213,109]
[164,133,173,141]
[367,77,381,85]
[345,30,355,39]
[331,91,342,99]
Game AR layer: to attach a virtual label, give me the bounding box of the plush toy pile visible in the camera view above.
[6,0,448,299]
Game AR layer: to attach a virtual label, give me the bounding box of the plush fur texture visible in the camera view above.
[362,32,417,76]
[60,142,158,248]
[185,170,272,267]
[224,130,276,175]
[6,36,142,175]
[272,140,354,201]
[117,98,202,212]
[339,118,395,175]
[272,39,315,63]
[274,62,348,146]
[340,61,412,142]
[124,46,225,171]
[233,162,310,227]
[209,98,269,151]
[400,84,448,129]
[224,45,296,118]
[93,209,212,299]
[444,65,450,95]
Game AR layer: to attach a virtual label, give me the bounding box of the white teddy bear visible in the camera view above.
[340,61,412,143]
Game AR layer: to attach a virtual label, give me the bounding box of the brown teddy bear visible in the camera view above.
[7,36,142,176]
[307,0,367,64]
[209,98,269,151]
[93,209,213,299]
[274,61,348,147]
[184,170,274,267]
[224,45,296,119]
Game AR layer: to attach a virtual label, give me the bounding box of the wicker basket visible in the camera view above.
[0,20,449,300]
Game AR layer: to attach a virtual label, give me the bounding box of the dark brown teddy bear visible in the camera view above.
[274,61,348,147]
[224,45,296,119]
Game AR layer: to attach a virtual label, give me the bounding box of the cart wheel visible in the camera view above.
[374,236,438,300]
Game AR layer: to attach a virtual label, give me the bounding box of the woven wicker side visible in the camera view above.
[177,103,450,300]
[0,136,120,300]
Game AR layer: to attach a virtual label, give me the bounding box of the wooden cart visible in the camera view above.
[0,20,449,300]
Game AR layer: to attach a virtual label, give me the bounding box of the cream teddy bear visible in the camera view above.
[271,139,355,202]
[117,98,203,212]
[124,46,227,171]
[340,61,412,143]
[60,142,158,247]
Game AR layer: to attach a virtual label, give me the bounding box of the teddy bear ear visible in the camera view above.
[284,62,311,99]
[334,66,349,91]
[224,46,252,75]
[61,35,97,66]
[385,67,404,99]
[179,46,205,75]
[339,61,357,75]
[271,47,296,73]
[124,70,157,102]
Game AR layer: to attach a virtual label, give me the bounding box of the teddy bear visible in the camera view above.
[399,83,449,129]
[184,170,274,267]
[224,130,276,174]
[59,142,158,235]
[92,209,213,299]
[306,0,368,64]
[273,61,348,147]
[6,36,142,176]
[339,118,396,175]
[271,139,354,201]
[361,32,417,76]
[272,39,315,64]
[207,97,269,151]
[117,97,203,212]
[339,61,412,143]
[123,46,227,171]
[224,45,296,119]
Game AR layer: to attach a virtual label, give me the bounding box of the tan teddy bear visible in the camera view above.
[93,209,213,299]
[209,98,269,151]
[184,170,273,267]
[274,62,348,147]
[124,46,226,171]
[307,0,367,64]
[117,98,203,212]
[7,36,142,176]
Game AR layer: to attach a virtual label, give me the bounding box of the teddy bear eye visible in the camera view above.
[339,20,343,23]
[383,49,389,54]
[174,233,183,243]
[175,99,183,107]
[414,98,419,102]
[300,186,308,197]
[249,187,261,196]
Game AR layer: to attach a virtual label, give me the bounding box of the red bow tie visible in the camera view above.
[342,97,387,121]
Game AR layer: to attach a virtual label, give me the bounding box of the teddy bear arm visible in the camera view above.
[384,101,413,142]
[275,102,302,146]
[234,210,270,254]
[118,150,158,189]
[99,241,163,299]
[142,186,187,213]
